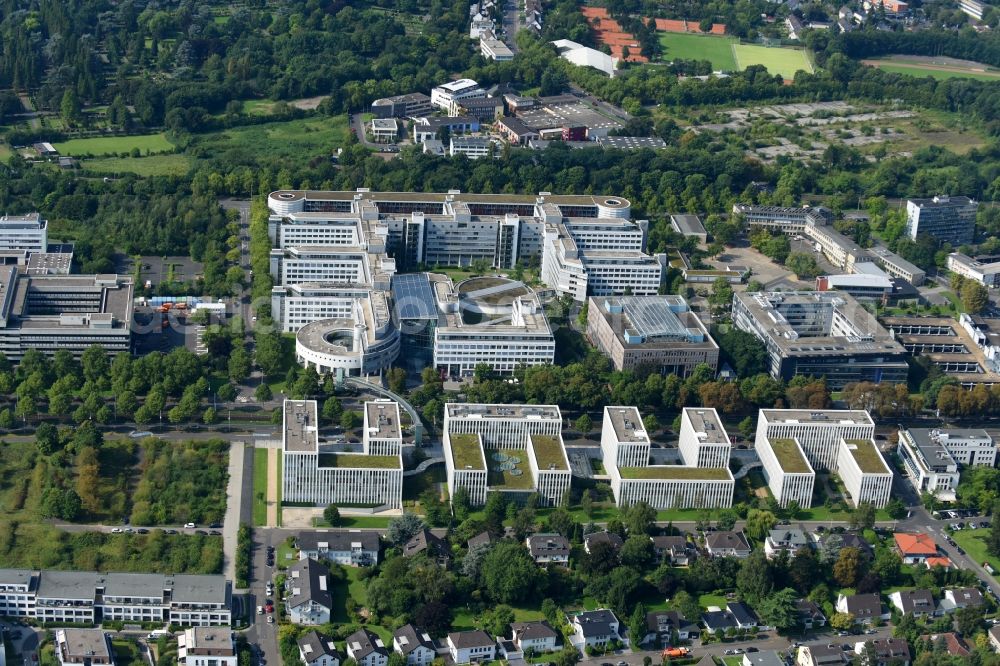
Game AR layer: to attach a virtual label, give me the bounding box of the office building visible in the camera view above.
[837,438,892,508]
[370,93,433,119]
[732,291,908,390]
[897,428,995,502]
[364,401,403,456]
[678,407,731,469]
[480,36,514,60]
[756,435,816,508]
[815,272,893,304]
[370,119,398,143]
[868,246,925,286]
[443,403,570,506]
[947,253,1000,288]
[755,409,875,472]
[282,400,403,510]
[731,204,833,235]
[449,136,497,159]
[883,314,1000,388]
[56,630,113,666]
[0,213,47,252]
[178,628,237,666]
[430,79,485,110]
[906,196,977,245]
[587,295,718,375]
[669,214,707,243]
[601,406,734,509]
[806,224,871,273]
[0,570,231,626]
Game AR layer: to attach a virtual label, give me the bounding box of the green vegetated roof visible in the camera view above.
[618,465,731,480]
[488,465,535,490]
[844,439,889,474]
[317,453,401,469]
[769,437,811,474]
[530,434,568,470]
[450,433,485,470]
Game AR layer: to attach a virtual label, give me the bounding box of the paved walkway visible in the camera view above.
[222,441,246,585]
[266,447,278,527]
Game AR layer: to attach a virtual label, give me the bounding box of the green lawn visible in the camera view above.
[276,539,297,571]
[189,116,349,163]
[82,154,193,177]
[866,60,1000,81]
[698,593,728,609]
[733,44,814,79]
[951,528,1000,573]
[0,143,13,161]
[314,515,393,528]
[252,448,268,527]
[243,100,278,115]
[659,32,737,70]
[54,133,174,156]
[453,605,545,631]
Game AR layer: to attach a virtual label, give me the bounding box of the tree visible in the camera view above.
[871,550,901,586]
[756,587,799,630]
[255,383,273,402]
[481,604,515,637]
[961,280,989,314]
[745,509,777,540]
[789,546,820,594]
[228,347,252,383]
[387,513,425,547]
[829,612,855,632]
[708,277,734,312]
[340,410,360,430]
[955,603,985,636]
[736,551,773,606]
[716,508,739,531]
[387,367,407,394]
[624,501,655,535]
[575,413,593,435]
[672,590,701,623]
[850,502,877,531]
[785,252,820,278]
[35,422,59,455]
[833,547,864,587]
[324,505,341,527]
[61,88,81,127]
[581,489,594,518]
[480,541,540,603]
[629,602,647,647]
[621,535,655,569]
[203,407,217,424]
[885,497,907,520]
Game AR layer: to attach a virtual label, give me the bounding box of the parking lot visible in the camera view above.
[113,254,205,290]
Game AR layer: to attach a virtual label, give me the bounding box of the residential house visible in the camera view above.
[743,652,784,666]
[346,629,389,666]
[570,609,622,650]
[835,594,887,625]
[55,630,114,666]
[795,600,826,629]
[403,530,449,564]
[894,533,938,564]
[889,590,936,618]
[728,602,759,630]
[447,630,495,664]
[526,534,571,565]
[286,559,333,625]
[584,531,623,554]
[651,536,692,565]
[695,657,716,666]
[701,610,737,636]
[705,531,752,558]
[836,533,874,559]
[925,556,953,570]
[298,530,380,566]
[298,631,341,666]
[510,621,559,654]
[797,644,845,666]
[764,529,811,559]
[393,625,436,666]
[467,532,492,551]
[989,625,1000,652]
[941,587,984,613]
[853,639,911,666]
[644,610,699,645]
[918,633,970,657]
[178,628,237,666]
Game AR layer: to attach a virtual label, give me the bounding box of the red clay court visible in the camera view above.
[652,17,726,34]
[580,7,648,62]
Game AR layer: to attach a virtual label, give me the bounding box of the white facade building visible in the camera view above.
[837,438,893,508]
[756,435,816,509]
[0,213,47,252]
[297,530,380,567]
[393,625,437,666]
[282,400,403,509]
[178,628,237,666]
[755,409,875,472]
[364,401,403,456]
[56,630,114,666]
[896,428,992,502]
[447,631,496,664]
[679,408,731,468]
[430,79,485,110]
[947,253,1000,288]
[286,558,333,625]
[347,630,390,666]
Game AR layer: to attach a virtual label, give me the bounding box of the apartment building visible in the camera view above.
[757,435,816,508]
[906,196,977,245]
[755,409,875,472]
[837,438,893,508]
[282,400,403,510]
[897,428,994,501]
[0,213,47,252]
[947,253,1000,288]
[443,403,569,506]
[602,406,735,509]
[178,628,237,666]
[732,291,908,390]
[586,295,719,375]
[56,630,114,666]
[0,570,230,626]
[297,530,381,567]
[678,407,731,469]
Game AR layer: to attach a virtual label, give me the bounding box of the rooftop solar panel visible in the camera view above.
[392,273,438,320]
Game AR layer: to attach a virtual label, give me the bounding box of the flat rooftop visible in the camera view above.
[670,214,707,235]
[843,438,889,474]
[365,401,401,440]
[284,400,319,453]
[59,630,110,660]
[450,432,485,470]
[270,189,631,212]
[618,465,732,480]
[317,453,401,469]
[595,296,718,350]
[607,406,649,444]
[768,437,812,474]
[518,101,624,133]
[881,314,1000,385]
[447,403,561,421]
[529,433,568,470]
[684,408,729,445]
[760,409,874,426]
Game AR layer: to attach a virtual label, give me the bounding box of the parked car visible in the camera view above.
[184,523,196,529]
[266,616,274,624]
[111,528,122,533]
[746,648,758,653]
[256,606,264,615]
[137,528,149,534]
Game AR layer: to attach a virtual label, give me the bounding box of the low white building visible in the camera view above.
[480,36,514,60]
[297,530,380,567]
[430,79,485,110]
[299,631,341,666]
[897,429,963,502]
[764,529,812,560]
[178,628,237,666]
[370,118,398,143]
[837,438,892,508]
[526,534,571,565]
[511,621,559,653]
[447,630,496,664]
[757,435,815,509]
[55,630,114,666]
[570,610,623,650]
[550,40,618,77]
[449,136,497,159]
[393,624,436,666]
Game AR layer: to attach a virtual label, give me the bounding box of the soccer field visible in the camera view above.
[732,44,814,79]
[659,32,737,71]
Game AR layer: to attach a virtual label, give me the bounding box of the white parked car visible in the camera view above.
[184,522,196,529]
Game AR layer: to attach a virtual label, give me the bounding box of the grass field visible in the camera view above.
[951,528,1000,573]
[252,448,268,527]
[733,44,813,79]
[54,133,174,156]
[190,116,349,162]
[0,143,13,161]
[865,61,1000,81]
[659,32,737,70]
[82,154,193,177]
